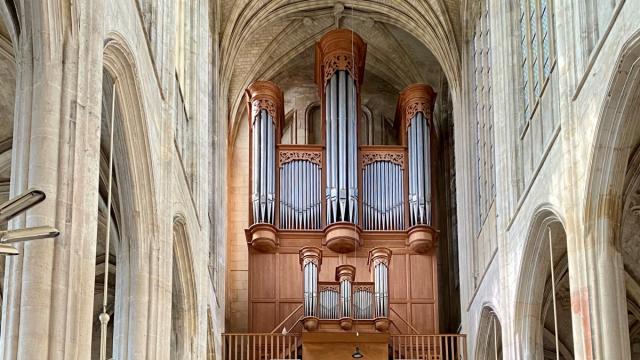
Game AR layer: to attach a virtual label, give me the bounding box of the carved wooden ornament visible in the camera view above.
[396,83,437,129]
[245,80,284,128]
[315,29,367,93]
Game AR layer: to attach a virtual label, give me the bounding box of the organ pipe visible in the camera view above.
[246,81,284,225]
[369,247,392,318]
[315,29,367,225]
[299,247,322,318]
[336,265,356,319]
[397,84,437,227]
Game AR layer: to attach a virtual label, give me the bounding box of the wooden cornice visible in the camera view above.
[314,29,367,96]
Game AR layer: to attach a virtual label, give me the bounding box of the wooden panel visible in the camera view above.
[345,256,371,282]
[279,301,303,331]
[251,253,275,299]
[389,254,407,300]
[409,254,435,300]
[319,256,339,281]
[252,302,276,332]
[279,253,303,299]
[411,303,436,334]
[389,303,408,334]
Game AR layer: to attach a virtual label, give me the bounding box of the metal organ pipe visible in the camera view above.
[246,81,283,225]
[369,247,391,319]
[316,29,366,225]
[300,247,322,319]
[398,84,437,227]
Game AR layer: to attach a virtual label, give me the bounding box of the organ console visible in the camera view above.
[245,29,439,339]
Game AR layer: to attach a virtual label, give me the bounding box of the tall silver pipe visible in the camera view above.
[259,109,268,222]
[376,162,380,228]
[347,76,356,222]
[305,162,309,228]
[330,74,338,222]
[252,113,260,223]
[408,119,417,225]
[424,117,432,225]
[338,71,347,219]
[363,166,369,229]
[295,161,301,229]
[267,115,274,223]
[416,112,425,224]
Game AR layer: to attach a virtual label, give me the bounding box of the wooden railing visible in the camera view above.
[222,333,302,360]
[390,334,468,360]
[223,333,467,359]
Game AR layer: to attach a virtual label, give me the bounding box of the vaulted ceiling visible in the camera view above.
[217,0,463,143]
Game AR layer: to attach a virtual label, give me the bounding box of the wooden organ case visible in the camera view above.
[244,29,440,358]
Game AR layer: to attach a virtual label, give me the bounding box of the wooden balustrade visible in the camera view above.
[390,334,468,360]
[222,333,467,360]
[222,333,302,360]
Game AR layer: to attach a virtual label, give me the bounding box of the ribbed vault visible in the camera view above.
[219,0,462,145]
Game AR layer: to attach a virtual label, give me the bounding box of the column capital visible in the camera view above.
[368,247,392,269]
[299,246,322,270]
[335,264,356,282]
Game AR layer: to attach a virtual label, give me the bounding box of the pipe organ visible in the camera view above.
[399,84,436,227]
[245,29,440,346]
[246,81,283,226]
[316,30,366,226]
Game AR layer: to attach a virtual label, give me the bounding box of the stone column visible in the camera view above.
[0,2,105,359]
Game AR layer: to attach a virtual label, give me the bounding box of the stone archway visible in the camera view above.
[582,29,640,359]
[514,208,575,359]
[475,306,502,360]
[101,34,162,360]
[171,217,198,359]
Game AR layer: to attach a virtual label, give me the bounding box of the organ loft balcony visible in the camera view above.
[230,28,466,360]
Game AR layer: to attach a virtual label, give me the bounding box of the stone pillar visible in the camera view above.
[0,2,105,359]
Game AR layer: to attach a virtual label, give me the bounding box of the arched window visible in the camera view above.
[518,0,555,121]
[471,0,495,228]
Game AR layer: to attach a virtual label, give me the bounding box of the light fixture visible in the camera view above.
[0,189,46,223]
[352,346,364,358]
[1,226,60,243]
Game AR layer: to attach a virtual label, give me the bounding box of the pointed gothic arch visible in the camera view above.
[513,206,575,359]
[171,215,198,359]
[100,33,161,359]
[583,29,640,358]
[475,305,502,360]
